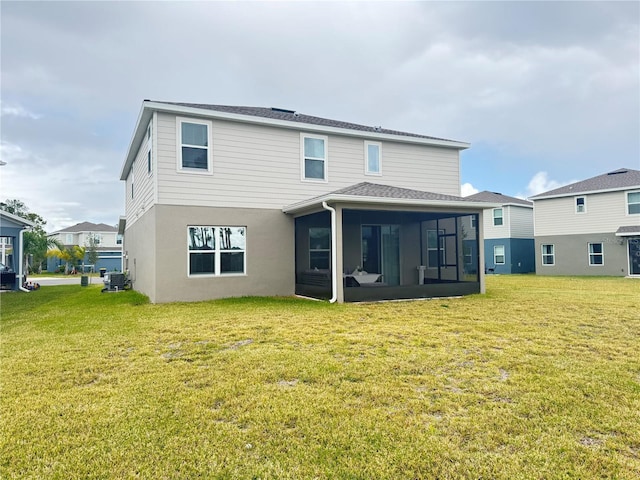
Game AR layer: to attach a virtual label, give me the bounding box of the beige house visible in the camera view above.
[530,168,640,276]
[119,101,496,303]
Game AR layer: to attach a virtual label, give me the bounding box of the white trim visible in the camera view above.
[492,208,504,227]
[588,242,604,267]
[187,226,246,277]
[531,185,640,200]
[300,133,328,183]
[176,116,213,175]
[283,194,500,215]
[494,245,505,265]
[541,244,555,266]
[626,190,640,216]
[364,141,382,176]
[575,196,586,214]
[146,118,153,176]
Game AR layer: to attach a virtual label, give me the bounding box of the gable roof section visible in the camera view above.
[121,100,470,180]
[0,210,36,229]
[466,190,532,207]
[283,182,500,214]
[51,221,117,234]
[530,168,640,200]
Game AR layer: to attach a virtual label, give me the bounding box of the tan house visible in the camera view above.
[119,101,496,303]
[530,168,640,276]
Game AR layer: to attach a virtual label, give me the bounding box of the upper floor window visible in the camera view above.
[628,191,640,215]
[588,243,603,266]
[365,141,381,175]
[575,196,586,213]
[493,208,503,226]
[0,237,12,245]
[116,234,123,245]
[177,117,212,174]
[541,244,555,265]
[65,234,73,244]
[301,134,327,182]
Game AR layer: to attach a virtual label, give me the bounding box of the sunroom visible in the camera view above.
[284,183,497,303]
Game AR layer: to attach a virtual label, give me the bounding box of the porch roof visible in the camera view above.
[282,182,500,214]
[616,225,640,236]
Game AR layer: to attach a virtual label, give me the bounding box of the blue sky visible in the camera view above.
[1,1,638,231]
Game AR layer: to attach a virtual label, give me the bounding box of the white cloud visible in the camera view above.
[461,183,479,197]
[522,171,577,198]
[1,104,42,120]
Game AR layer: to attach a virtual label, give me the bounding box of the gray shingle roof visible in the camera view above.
[154,101,459,143]
[466,190,532,206]
[331,182,473,202]
[55,222,117,233]
[616,225,640,236]
[530,168,640,199]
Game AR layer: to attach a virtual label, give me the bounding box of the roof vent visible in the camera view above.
[491,191,502,195]
[608,169,628,175]
[373,126,382,132]
[271,107,296,114]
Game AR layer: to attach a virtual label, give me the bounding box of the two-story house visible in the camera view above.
[466,191,535,274]
[47,222,123,273]
[530,168,640,276]
[119,101,497,303]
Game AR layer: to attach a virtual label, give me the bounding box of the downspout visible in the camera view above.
[322,201,338,303]
[18,228,30,292]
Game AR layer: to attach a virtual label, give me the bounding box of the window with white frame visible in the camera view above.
[493,208,503,226]
[575,196,586,213]
[627,191,640,215]
[541,244,555,265]
[65,234,73,244]
[147,121,152,175]
[494,245,505,265]
[188,226,245,276]
[427,230,445,268]
[588,243,604,266]
[177,118,212,173]
[116,234,123,245]
[301,134,327,181]
[471,215,476,228]
[309,227,330,269]
[365,141,381,175]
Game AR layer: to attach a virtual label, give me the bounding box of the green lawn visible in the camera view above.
[1,276,639,479]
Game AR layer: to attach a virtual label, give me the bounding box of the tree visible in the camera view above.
[46,245,86,274]
[85,233,100,273]
[0,199,60,274]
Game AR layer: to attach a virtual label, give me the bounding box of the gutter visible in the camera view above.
[322,201,338,303]
[18,228,30,292]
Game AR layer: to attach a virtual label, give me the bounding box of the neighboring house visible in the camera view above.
[119,100,498,303]
[0,210,35,290]
[530,168,640,276]
[47,222,123,272]
[466,191,535,274]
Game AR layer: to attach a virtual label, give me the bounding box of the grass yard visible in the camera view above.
[1,276,639,479]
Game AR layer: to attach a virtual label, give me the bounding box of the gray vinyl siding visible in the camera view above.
[483,206,510,239]
[535,233,628,276]
[154,112,461,209]
[534,191,636,236]
[125,119,155,228]
[509,205,534,238]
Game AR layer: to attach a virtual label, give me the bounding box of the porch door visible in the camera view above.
[362,225,400,286]
[629,238,640,275]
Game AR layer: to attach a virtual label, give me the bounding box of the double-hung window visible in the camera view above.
[627,191,640,215]
[188,226,246,276]
[301,134,327,181]
[588,243,604,266]
[493,208,503,226]
[177,117,212,173]
[541,244,555,265]
[365,141,381,175]
[494,245,505,265]
[575,196,586,213]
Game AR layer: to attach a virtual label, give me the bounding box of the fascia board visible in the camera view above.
[120,103,154,180]
[0,211,36,228]
[530,185,640,201]
[283,194,500,214]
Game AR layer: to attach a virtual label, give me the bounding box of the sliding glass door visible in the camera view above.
[361,225,400,286]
